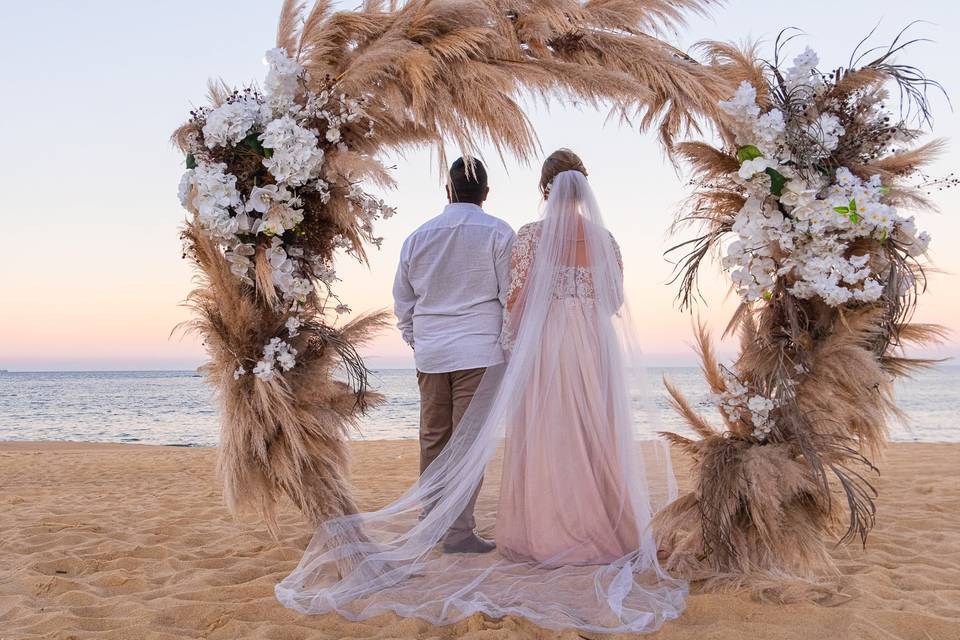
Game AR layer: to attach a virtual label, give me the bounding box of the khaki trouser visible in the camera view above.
[417,367,485,544]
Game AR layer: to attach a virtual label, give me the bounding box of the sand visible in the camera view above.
[0,440,958,640]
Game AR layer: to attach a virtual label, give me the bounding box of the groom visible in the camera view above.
[392,157,515,554]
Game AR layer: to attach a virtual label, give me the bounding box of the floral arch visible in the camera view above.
[174,1,944,595]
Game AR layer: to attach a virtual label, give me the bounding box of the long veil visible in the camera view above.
[276,171,687,633]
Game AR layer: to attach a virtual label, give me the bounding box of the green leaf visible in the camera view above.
[263,147,274,158]
[241,132,266,156]
[848,199,861,224]
[834,206,850,214]
[880,186,891,195]
[736,145,763,163]
[185,153,197,170]
[765,167,787,196]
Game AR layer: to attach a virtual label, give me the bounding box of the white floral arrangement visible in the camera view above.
[711,368,780,440]
[717,47,931,308]
[177,49,395,381]
[668,37,949,445]
[662,30,950,582]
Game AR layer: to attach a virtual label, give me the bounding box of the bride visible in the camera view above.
[276,149,687,633]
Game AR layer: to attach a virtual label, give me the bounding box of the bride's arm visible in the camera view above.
[502,225,534,350]
[612,233,625,311]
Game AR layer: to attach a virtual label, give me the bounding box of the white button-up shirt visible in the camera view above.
[393,203,516,374]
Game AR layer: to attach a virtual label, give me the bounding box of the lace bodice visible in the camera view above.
[505,222,622,303]
[502,222,623,350]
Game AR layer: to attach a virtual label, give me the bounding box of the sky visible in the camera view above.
[1,0,958,371]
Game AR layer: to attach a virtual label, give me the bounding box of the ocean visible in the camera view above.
[0,367,956,446]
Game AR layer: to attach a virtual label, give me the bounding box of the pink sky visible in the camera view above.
[1,1,957,370]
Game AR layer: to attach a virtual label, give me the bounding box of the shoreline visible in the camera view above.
[1,441,958,639]
[3,437,960,450]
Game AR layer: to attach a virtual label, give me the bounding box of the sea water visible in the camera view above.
[0,367,956,446]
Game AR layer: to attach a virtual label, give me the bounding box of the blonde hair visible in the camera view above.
[539,148,588,198]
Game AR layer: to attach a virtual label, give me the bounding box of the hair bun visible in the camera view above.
[540,149,587,197]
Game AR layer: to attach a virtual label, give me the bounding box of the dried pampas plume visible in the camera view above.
[656,30,949,601]
[177,0,727,536]
[278,0,728,164]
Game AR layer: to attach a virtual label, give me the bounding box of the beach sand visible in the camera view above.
[1,440,957,640]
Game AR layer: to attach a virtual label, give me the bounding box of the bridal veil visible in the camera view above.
[275,171,687,633]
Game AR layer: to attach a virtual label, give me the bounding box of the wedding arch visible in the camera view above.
[174,0,944,596]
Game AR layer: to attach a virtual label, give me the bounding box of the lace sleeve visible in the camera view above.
[502,224,537,351]
[610,232,625,310]
[609,231,623,273]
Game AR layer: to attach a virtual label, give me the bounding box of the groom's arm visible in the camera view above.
[393,240,417,349]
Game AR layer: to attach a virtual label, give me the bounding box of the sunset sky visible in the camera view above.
[1,0,957,371]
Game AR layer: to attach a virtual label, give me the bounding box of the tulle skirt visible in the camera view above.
[276,299,686,632]
[498,301,640,565]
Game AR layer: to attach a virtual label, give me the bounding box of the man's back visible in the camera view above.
[393,203,515,374]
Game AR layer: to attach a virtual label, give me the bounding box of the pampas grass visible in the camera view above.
[656,32,948,600]
[178,216,390,535]
[281,0,729,165]
[176,0,725,534]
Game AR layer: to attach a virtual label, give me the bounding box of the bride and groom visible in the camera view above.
[276,150,686,634]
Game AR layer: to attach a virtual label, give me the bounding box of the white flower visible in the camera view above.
[901,229,931,257]
[253,359,274,381]
[224,245,255,283]
[325,127,341,143]
[807,112,845,155]
[178,170,194,208]
[738,156,775,180]
[783,47,823,94]
[719,81,762,144]
[259,116,325,186]
[233,366,246,380]
[855,278,884,302]
[202,96,267,148]
[192,163,241,213]
[779,180,817,208]
[747,395,774,415]
[285,316,302,336]
[191,162,242,241]
[265,237,289,267]
[754,109,787,154]
[276,346,297,371]
[246,184,290,213]
[256,336,298,376]
[261,203,304,236]
[263,48,303,100]
[233,211,259,234]
[720,81,760,119]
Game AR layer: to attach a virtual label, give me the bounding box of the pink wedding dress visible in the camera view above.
[276,171,686,634]
[497,222,640,566]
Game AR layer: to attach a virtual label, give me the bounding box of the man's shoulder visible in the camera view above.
[475,212,515,241]
[407,212,448,238]
[409,207,514,239]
